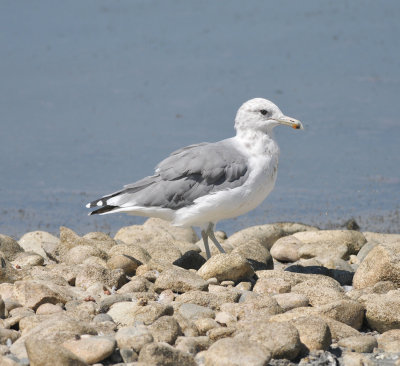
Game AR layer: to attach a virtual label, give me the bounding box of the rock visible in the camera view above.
[12,251,45,267]
[176,303,215,320]
[36,303,64,315]
[138,342,196,366]
[64,245,108,266]
[239,321,301,360]
[194,318,220,335]
[154,266,208,293]
[0,296,5,318]
[0,328,20,345]
[293,230,366,259]
[270,235,304,262]
[298,242,349,260]
[13,280,69,310]
[176,290,240,310]
[363,232,400,244]
[82,231,117,252]
[148,315,182,344]
[273,293,309,312]
[231,239,273,270]
[107,254,141,275]
[291,316,331,352]
[353,241,400,289]
[11,317,97,360]
[173,250,207,270]
[0,355,20,366]
[25,338,88,366]
[365,291,400,332]
[0,235,23,261]
[270,312,360,341]
[377,329,400,353]
[62,335,116,364]
[120,348,138,363]
[338,335,377,353]
[0,253,21,284]
[342,352,375,366]
[235,281,252,291]
[291,277,346,306]
[197,253,254,282]
[224,224,283,250]
[115,324,153,352]
[117,276,154,294]
[107,301,173,326]
[253,277,291,295]
[75,264,126,290]
[143,217,199,243]
[356,241,378,264]
[108,243,151,265]
[175,336,212,355]
[204,336,271,366]
[207,326,236,341]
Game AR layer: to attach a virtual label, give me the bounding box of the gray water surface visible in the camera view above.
[1,1,399,238]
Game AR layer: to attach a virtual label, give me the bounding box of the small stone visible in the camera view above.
[204,336,271,366]
[12,252,44,267]
[239,321,301,360]
[0,328,20,345]
[158,289,175,304]
[175,336,212,355]
[270,235,304,262]
[292,316,332,351]
[231,239,273,270]
[13,280,68,310]
[197,253,254,282]
[115,324,153,352]
[175,290,240,310]
[93,313,113,323]
[338,335,377,353]
[120,348,138,363]
[138,342,196,366]
[107,301,173,326]
[154,266,208,293]
[62,335,116,364]
[353,241,400,289]
[253,277,291,295]
[220,280,235,287]
[0,234,24,261]
[143,217,199,243]
[75,265,126,290]
[215,311,236,325]
[177,303,215,320]
[235,281,252,291]
[25,338,88,366]
[207,277,218,285]
[107,254,141,275]
[108,243,151,265]
[224,224,283,250]
[365,291,400,332]
[273,293,309,312]
[36,303,64,315]
[378,329,400,353]
[342,352,375,366]
[117,276,154,293]
[194,318,220,335]
[207,326,236,341]
[148,316,182,344]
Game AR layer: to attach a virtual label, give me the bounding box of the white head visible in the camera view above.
[235,98,303,134]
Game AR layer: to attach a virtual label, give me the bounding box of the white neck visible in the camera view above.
[235,128,279,157]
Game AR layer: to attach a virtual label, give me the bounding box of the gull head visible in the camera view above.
[234,98,303,134]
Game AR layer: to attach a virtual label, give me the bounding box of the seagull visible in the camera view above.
[86,98,303,259]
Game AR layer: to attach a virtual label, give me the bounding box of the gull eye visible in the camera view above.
[260,109,268,116]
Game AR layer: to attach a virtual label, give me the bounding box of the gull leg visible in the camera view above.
[207,223,226,254]
[201,230,211,259]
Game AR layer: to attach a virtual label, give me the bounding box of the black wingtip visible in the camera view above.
[88,205,118,215]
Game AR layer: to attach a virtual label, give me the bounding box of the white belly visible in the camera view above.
[173,154,278,228]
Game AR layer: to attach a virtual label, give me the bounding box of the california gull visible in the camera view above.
[86,98,303,258]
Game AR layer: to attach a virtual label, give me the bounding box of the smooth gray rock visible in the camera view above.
[148,315,182,344]
[139,342,196,366]
[154,266,208,293]
[115,324,153,352]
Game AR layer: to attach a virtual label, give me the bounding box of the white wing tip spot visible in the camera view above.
[97,200,103,206]
[85,203,90,208]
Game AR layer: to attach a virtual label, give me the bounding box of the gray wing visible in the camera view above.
[88,139,249,212]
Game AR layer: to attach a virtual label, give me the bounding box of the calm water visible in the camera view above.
[1,1,399,238]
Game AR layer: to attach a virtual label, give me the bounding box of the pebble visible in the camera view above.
[62,335,116,364]
[0,223,398,366]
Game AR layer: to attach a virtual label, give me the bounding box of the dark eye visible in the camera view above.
[260,109,268,115]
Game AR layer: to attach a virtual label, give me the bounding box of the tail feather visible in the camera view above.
[88,205,118,215]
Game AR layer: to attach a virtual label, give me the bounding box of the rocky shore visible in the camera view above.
[1,218,400,365]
